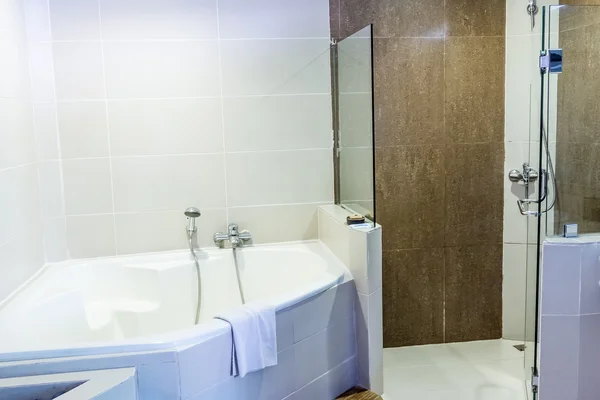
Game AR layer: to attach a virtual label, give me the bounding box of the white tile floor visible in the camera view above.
[382,340,529,400]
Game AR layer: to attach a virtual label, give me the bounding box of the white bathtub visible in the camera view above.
[0,241,347,363]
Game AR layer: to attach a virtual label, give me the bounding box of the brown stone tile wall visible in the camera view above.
[330,0,505,346]
[554,3,600,234]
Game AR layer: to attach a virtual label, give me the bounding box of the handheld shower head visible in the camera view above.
[184,207,201,218]
[184,207,201,234]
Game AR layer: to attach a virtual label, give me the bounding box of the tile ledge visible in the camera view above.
[546,234,600,244]
[318,205,381,233]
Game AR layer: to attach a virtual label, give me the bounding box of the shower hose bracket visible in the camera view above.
[540,49,563,74]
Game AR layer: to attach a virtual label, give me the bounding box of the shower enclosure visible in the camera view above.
[522,4,600,399]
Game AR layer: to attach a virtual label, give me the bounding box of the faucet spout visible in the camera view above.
[230,236,241,247]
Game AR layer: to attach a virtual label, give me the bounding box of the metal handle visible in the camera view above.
[517,199,540,216]
[238,230,252,241]
[508,163,538,185]
[517,169,547,216]
[228,223,239,236]
[214,224,252,247]
[527,0,538,30]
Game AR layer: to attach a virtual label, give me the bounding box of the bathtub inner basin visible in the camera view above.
[0,241,346,359]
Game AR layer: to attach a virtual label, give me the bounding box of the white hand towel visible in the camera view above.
[215,302,277,378]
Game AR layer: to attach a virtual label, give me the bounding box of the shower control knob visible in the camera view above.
[527,168,538,183]
[508,163,538,185]
[508,169,523,183]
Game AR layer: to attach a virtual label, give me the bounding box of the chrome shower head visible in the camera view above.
[184,207,201,218]
[185,207,201,234]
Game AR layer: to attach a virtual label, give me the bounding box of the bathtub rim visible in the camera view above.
[0,240,349,363]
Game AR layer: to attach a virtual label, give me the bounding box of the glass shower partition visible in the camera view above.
[533,5,600,399]
[333,25,376,226]
[545,5,600,237]
[521,6,562,399]
[518,6,562,398]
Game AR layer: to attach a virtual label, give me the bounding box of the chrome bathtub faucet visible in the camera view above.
[214,224,252,248]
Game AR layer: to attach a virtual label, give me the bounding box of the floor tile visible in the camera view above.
[382,340,527,400]
[383,386,527,400]
[448,340,523,361]
[440,361,496,390]
[383,343,464,368]
[471,358,525,388]
[383,365,456,394]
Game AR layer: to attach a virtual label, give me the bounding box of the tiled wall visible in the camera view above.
[502,0,557,341]
[0,0,45,300]
[503,0,600,340]
[539,239,600,400]
[331,0,506,346]
[25,0,334,261]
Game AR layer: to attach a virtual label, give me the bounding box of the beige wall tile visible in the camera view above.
[228,204,324,244]
[220,39,331,96]
[57,101,109,158]
[226,150,334,207]
[103,41,221,99]
[62,158,113,215]
[99,0,218,40]
[219,0,330,39]
[49,0,101,40]
[53,42,104,100]
[66,214,116,258]
[108,98,223,156]
[111,154,226,212]
[115,209,226,255]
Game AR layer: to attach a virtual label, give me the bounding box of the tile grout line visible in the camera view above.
[45,0,69,261]
[34,35,507,43]
[95,0,118,256]
[215,0,230,227]
[59,201,334,218]
[0,161,37,174]
[442,0,447,344]
[35,147,336,162]
[42,37,332,44]
[51,92,334,102]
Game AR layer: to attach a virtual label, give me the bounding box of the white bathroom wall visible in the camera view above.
[23,0,68,265]
[503,0,557,340]
[26,0,333,260]
[503,0,541,341]
[0,0,46,300]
